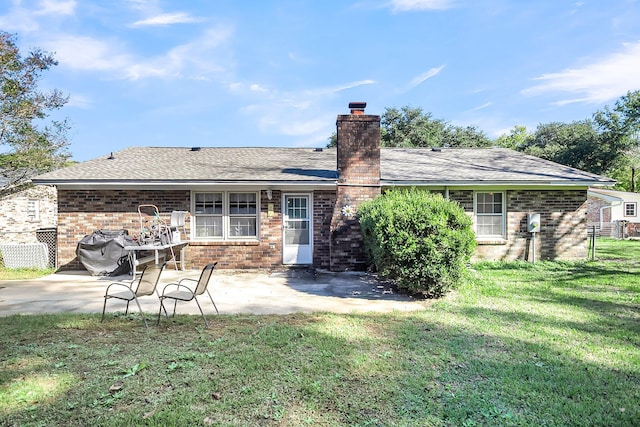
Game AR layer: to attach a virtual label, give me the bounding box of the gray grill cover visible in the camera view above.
[76,230,134,276]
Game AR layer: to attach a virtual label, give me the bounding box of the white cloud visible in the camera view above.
[250,84,269,93]
[130,12,201,27]
[407,65,445,90]
[46,25,233,81]
[0,4,40,32]
[467,102,493,112]
[0,0,75,32]
[43,35,132,72]
[36,0,76,16]
[569,1,584,15]
[66,93,92,108]
[522,41,640,105]
[306,80,376,96]
[134,26,232,79]
[0,10,40,33]
[236,79,375,142]
[388,0,455,12]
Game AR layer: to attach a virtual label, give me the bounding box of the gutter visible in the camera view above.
[31,180,339,190]
[381,180,616,187]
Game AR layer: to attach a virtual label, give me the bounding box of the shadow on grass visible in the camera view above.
[1,307,639,426]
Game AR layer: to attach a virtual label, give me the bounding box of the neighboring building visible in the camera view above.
[0,182,58,267]
[32,103,615,271]
[0,183,57,245]
[587,188,640,238]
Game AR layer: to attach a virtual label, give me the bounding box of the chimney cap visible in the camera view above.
[348,102,367,110]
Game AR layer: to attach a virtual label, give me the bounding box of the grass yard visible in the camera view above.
[1,239,639,426]
[0,267,56,281]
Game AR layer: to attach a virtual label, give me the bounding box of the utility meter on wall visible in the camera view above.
[528,213,541,233]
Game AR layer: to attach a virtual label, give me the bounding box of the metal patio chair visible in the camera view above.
[101,262,167,327]
[157,262,219,327]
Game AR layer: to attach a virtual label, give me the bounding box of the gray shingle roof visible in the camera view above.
[381,148,614,185]
[33,147,338,183]
[32,146,615,187]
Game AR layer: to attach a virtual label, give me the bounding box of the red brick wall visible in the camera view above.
[57,190,190,270]
[188,190,283,270]
[331,112,382,271]
[330,186,381,271]
[446,189,588,261]
[55,186,589,271]
[587,195,611,225]
[313,190,337,269]
[336,114,380,186]
[626,222,640,237]
[56,189,339,271]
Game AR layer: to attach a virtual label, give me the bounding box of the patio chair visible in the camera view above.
[157,262,219,327]
[101,262,167,327]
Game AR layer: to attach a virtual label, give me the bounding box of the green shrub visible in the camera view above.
[358,188,476,298]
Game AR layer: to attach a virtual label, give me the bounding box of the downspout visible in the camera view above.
[599,200,622,229]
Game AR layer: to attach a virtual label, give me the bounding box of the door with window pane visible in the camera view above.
[283,194,312,264]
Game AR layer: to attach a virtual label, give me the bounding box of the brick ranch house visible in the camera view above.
[32,103,615,271]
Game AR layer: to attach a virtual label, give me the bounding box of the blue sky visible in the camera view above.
[2,0,640,162]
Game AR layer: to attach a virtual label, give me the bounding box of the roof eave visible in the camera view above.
[32,179,339,190]
[381,180,616,187]
[33,178,617,190]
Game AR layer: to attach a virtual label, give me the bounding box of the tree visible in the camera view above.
[520,121,603,173]
[380,106,447,147]
[0,32,70,196]
[592,90,640,188]
[441,124,492,148]
[495,125,533,150]
[327,105,491,148]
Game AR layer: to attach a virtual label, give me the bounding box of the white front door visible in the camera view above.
[283,194,313,264]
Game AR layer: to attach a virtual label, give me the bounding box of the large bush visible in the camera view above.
[358,188,476,298]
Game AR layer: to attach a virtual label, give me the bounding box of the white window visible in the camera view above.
[193,192,258,240]
[474,192,506,239]
[27,200,40,221]
[624,202,636,217]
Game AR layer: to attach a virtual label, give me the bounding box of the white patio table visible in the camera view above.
[124,241,189,276]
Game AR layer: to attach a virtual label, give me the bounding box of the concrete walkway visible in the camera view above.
[0,269,428,317]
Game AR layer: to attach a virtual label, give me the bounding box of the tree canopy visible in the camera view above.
[381,106,492,148]
[0,31,70,196]
[327,105,491,149]
[519,120,604,173]
[511,91,640,186]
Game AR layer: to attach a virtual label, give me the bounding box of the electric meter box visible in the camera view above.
[528,213,541,233]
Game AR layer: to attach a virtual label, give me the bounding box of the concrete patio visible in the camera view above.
[0,268,428,317]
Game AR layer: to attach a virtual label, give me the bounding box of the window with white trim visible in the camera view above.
[27,200,40,221]
[193,192,258,239]
[474,192,506,239]
[624,202,636,217]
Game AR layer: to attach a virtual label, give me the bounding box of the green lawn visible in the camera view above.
[1,238,639,426]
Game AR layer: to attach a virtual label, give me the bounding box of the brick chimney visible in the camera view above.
[330,102,381,271]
